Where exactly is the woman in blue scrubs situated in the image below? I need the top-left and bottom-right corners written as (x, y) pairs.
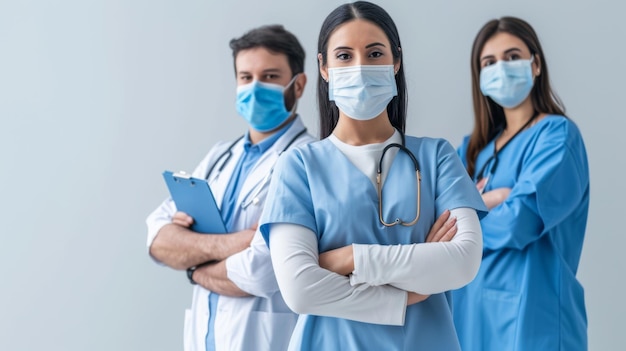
top-left (453, 16), bottom-right (590, 351)
top-left (259, 2), bottom-right (487, 350)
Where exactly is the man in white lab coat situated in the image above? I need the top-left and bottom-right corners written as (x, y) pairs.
top-left (146, 25), bottom-right (315, 351)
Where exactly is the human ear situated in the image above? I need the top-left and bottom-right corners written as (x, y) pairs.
top-left (533, 53), bottom-right (541, 76)
top-left (294, 73), bottom-right (307, 99)
top-left (318, 53), bottom-right (328, 82)
top-left (394, 47), bottom-right (402, 74)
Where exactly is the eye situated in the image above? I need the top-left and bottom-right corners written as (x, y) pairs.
top-left (264, 74), bottom-right (280, 80)
top-left (506, 53), bottom-right (522, 61)
top-left (336, 52), bottom-right (351, 61)
top-left (369, 50), bottom-right (384, 58)
top-left (239, 75), bottom-right (252, 82)
top-left (481, 59), bottom-right (495, 68)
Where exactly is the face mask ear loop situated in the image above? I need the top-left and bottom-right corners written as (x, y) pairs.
top-left (288, 99), bottom-right (298, 116)
top-left (284, 73), bottom-right (299, 92)
top-left (285, 74), bottom-right (300, 116)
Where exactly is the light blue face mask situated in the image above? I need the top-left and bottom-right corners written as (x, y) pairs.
top-left (236, 75), bottom-right (297, 132)
top-left (328, 65), bottom-right (397, 120)
top-left (480, 56), bottom-right (534, 109)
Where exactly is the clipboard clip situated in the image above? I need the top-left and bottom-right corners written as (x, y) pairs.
top-left (173, 171), bottom-right (198, 185)
top-left (173, 171), bottom-right (192, 179)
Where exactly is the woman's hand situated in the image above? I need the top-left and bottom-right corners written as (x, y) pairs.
top-left (426, 209), bottom-right (457, 243)
top-left (319, 245), bottom-right (354, 276)
top-left (319, 210), bottom-right (459, 276)
top-left (482, 188), bottom-right (511, 210)
top-left (407, 292), bottom-right (430, 305)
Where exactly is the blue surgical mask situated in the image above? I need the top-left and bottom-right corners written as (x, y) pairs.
top-left (236, 75), bottom-right (297, 132)
top-left (328, 65), bottom-right (397, 120)
top-left (480, 57), bottom-right (534, 109)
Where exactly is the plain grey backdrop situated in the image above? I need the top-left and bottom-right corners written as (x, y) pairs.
top-left (0, 0), bottom-right (622, 350)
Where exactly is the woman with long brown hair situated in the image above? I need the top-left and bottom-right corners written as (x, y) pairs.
top-left (453, 16), bottom-right (589, 351)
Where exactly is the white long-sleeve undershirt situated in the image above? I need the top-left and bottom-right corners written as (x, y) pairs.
top-left (270, 208), bottom-right (481, 325)
top-left (350, 207), bottom-right (481, 294)
top-left (270, 223), bottom-right (408, 326)
top-left (267, 132), bottom-right (482, 325)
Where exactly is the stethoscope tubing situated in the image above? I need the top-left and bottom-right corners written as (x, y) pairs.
top-left (204, 127), bottom-right (308, 208)
top-left (376, 132), bottom-right (421, 227)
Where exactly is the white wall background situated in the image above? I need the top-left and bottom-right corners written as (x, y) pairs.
top-left (0, 0), bottom-right (622, 350)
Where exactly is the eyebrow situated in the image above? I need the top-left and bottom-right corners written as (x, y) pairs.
top-left (366, 42), bottom-right (386, 49)
top-left (332, 42), bottom-right (387, 51)
top-left (480, 47), bottom-right (523, 61)
top-left (238, 68), bottom-right (282, 75)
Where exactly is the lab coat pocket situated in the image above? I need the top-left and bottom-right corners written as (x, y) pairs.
top-left (244, 311), bottom-right (298, 351)
top-left (183, 308), bottom-right (192, 351)
top-left (481, 288), bottom-right (521, 351)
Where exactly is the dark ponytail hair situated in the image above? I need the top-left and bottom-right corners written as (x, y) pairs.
top-left (316, 1), bottom-right (406, 139)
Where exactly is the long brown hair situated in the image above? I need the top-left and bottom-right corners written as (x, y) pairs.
top-left (465, 16), bottom-right (566, 177)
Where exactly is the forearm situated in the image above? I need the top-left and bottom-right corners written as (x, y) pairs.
top-left (350, 207), bottom-right (482, 294)
top-left (319, 210), bottom-right (458, 276)
top-left (149, 224), bottom-right (254, 270)
top-left (482, 138), bottom-right (587, 250)
top-left (225, 231), bottom-right (281, 298)
top-left (192, 260), bottom-right (250, 297)
top-left (481, 198), bottom-right (543, 250)
top-left (270, 224), bottom-right (408, 326)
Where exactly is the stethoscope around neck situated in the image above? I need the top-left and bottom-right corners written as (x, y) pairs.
top-left (376, 131), bottom-right (422, 227)
top-left (204, 127), bottom-right (307, 209)
top-left (476, 110), bottom-right (539, 192)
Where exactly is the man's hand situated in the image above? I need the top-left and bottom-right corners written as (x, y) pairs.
top-left (171, 211), bottom-right (194, 227)
top-left (192, 260), bottom-right (250, 297)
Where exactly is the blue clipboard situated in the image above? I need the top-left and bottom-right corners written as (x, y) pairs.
top-left (163, 170), bottom-right (227, 234)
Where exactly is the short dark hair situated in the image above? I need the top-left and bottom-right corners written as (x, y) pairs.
top-left (229, 24), bottom-right (305, 77)
top-left (317, 1), bottom-right (406, 139)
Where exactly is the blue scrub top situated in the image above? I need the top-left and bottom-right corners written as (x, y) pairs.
top-left (260, 135), bottom-right (487, 351)
top-left (453, 115), bottom-right (589, 351)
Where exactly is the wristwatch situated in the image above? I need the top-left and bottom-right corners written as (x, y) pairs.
top-left (186, 266), bottom-right (197, 285)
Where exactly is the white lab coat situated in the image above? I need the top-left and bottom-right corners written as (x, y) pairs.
top-left (146, 117), bottom-right (315, 351)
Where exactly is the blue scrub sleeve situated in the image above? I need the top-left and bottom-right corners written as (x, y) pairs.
top-left (429, 139), bottom-right (488, 219)
top-left (481, 121), bottom-right (589, 251)
top-left (259, 148), bottom-right (317, 246)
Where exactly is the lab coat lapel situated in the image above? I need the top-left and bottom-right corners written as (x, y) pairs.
top-left (236, 149), bottom-right (278, 206)
top-left (236, 118), bottom-right (306, 207)
top-left (210, 140), bottom-right (245, 209)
